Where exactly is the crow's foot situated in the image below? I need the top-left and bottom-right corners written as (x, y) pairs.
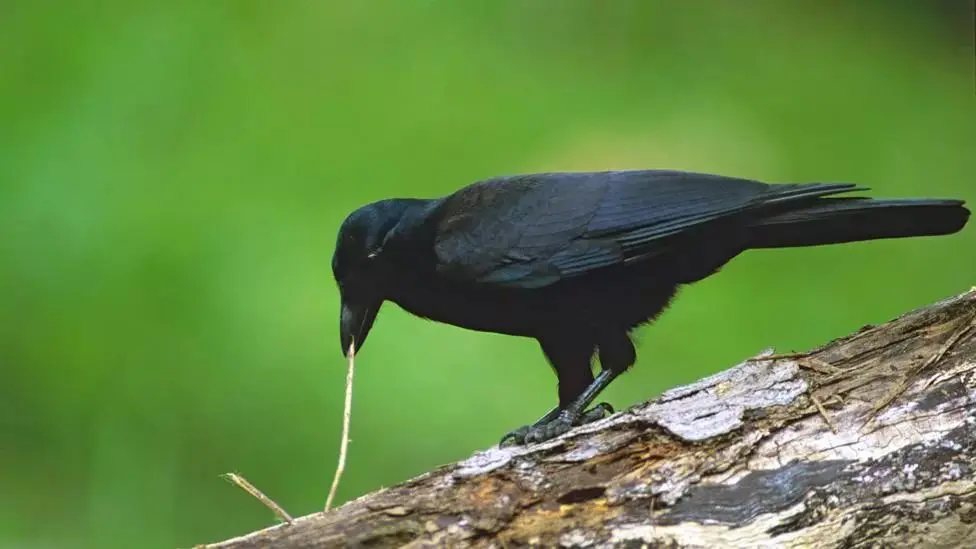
top-left (579, 402), bottom-right (614, 424)
top-left (498, 402), bottom-right (614, 447)
top-left (498, 425), bottom-right (531, 447)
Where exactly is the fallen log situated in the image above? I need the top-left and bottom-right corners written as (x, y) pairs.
top-left (197, 289), bottom-right (976, 549)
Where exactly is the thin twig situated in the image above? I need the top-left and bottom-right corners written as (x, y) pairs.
top-left (749, 351), bottom-right (843, 380)
top-left (325, 342), bottom-right (357, 511)
top-left (809, 393), bottom-right (838, 434)
top-left (864, 310), bottom-right (976, 428)
top-left (913, 314), bottom-right (975, 376)
top-left (796, 357), bottom-right (841, 375)
top-left (222, 472), bottom-right (294, 524)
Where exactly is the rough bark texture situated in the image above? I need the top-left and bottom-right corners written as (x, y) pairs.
top-left (197, 289), bottom-right (976, 549)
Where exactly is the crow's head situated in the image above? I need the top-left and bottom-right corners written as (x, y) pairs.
top-left (331, 199), bottom-right (416, 356)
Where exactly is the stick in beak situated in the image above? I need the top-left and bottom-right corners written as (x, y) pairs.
top-left (325, 340), bottom-right (357, 511)
top-left (339, 300), bottom-right (379, 356)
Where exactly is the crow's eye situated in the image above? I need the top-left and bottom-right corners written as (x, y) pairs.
top-left (366, 245), bottom-right (383, 260)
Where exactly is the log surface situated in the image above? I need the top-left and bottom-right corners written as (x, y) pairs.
top-left (197, 290), bottom-right (976, 549)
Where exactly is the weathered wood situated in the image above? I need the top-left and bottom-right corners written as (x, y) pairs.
top-left (197, 289), bottom-right (976, 549)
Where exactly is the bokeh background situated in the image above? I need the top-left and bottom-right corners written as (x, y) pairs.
top-left (2, 2), bottom-right (974, 547)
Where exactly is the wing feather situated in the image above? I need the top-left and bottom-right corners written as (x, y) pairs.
top-left (432, 170), bottom-right (859, 288)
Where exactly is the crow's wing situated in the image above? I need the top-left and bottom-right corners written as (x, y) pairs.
top-left (432, 170), bottom-right (859, 289)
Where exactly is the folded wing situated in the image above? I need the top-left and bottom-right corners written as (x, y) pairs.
top-left (432, 170), bottom-right (860, 289)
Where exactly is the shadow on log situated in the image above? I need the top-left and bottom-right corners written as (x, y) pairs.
top-left (197, 289), bottom-right (976, 549)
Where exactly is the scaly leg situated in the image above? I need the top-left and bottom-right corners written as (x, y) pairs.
top-left (499, 333), bottom-right (631, 446)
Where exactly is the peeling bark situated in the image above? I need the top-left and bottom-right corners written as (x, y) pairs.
top-left (196, 289), bottom-right (976, 549)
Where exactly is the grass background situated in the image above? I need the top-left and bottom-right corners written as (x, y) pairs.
top-left (2, 2), bottom-right (974, 547)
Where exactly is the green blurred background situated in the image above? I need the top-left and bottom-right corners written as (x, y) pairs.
top-left (2, 1), bottom-right (974, 547)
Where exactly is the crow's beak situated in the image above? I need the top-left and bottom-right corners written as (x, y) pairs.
top-left (340, 297), bottom-right (380, 356)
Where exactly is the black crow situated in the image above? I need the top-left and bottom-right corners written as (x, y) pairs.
top-left (331, 170), bottom-right (969, 445)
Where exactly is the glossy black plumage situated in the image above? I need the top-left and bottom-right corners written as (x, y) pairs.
top-left (331, 169), bottom-right (970, 445)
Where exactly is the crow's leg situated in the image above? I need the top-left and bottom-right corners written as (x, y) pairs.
top-left (499, 336), bottom-right (596, 446)
top-left (532, 406), bottom-right (562, 426)
top-left (512, 332), bottom-right (633, 445)
top-left (512, 370), bottom-right (615, 444)
top-left (499, 401), bottom-right (614, 446)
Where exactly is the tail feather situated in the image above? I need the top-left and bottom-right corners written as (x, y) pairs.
top-left (761, 182), bottom-right (868, 205)
top-left (748, 197), bottom-right (970, 249)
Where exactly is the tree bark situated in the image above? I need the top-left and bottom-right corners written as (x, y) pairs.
top-left (196, 289), bottom-right (976, 549)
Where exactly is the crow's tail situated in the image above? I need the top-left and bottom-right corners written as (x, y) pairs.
top-left (747, 197), bottom-right (970, 249)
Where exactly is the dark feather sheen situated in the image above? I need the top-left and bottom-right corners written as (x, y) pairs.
top-left (432, 170), bottom-right (863, 289)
